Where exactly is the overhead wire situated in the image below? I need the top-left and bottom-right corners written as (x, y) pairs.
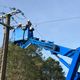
top-left (0, 5), bottom-right (10, 8)
top-left (32, 25), bottom-right (44, 39)
top-left (0, 5), bottom-right (26, 19)
top-left (0, 5), bottom-right (12, 14)
top-left (2, 5), bottom-right (80, 41)
top-left (32, 16), bottom-right (80, 40)
top-left (0, 5), bottom-right (27, 42)
top-left (10, 29), bottom-right (16, 42)
top-left (11, 17), bottom-right (18, 24)
top-left (1, 5), bottom-right (80, 25)
top-left (15, 15), bottom-right (27, 20)
top-left (0, 6), bottom-right (18, 42)
top-left (35, 16), bottom-right (80, 26)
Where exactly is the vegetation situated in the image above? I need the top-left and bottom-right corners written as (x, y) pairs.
top-left (0, 43), bottom-right (65, 80)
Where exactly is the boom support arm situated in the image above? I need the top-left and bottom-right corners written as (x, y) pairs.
top-left (13, 21), bottom-right (80, 80)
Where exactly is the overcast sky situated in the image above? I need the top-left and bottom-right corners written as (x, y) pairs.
top-left (0, 0), bottom-right (80, 76)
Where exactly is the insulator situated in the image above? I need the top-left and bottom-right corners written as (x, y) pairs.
top-left (0, 12), bottom-right (5, 15)
top-left (21, 12), bottom-right (24, 16)
top-left (17, 9), bottom-right (22, 13)
top-left (10, 7), bottom-right (16, 10)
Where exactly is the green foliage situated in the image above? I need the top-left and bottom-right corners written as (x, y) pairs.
top-left (42, 57), bottom-right (65, 80)
top-left (6, 43), bottom-right (65, 80)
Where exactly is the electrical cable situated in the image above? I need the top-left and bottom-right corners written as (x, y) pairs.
top-left (9, 7), bottom-right (27, 20)
top-left (32, 25), bottom-right (43, 39)
top-left (35, 28), bottom-right (43, 39)
top-left (15, 15), bottom-right (26, 20)
top-left (11, 17), bottom-right (18, 24)
top-left (0, 5), bottom-right (9, 8)
top-left (32, 16), bottom-right (80, 39)
top-left (0, 12), bottom-right (5, 15)
top-left (35, 16), bottom-right (80, 26)
top-left (1, 5), bottom-right (80, 25)
top-left (10, 29), bottom-right (15, 42)
top-left (0, 5), bottom-right (26, 20)
top-left (13, 9), bottom-right (27, 20)
top-left (0, 5), bottom-right (12, 14)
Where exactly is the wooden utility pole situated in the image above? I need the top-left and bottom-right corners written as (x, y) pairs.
top-left (0, 8), bottom-right (22, 80)
top-left (1, 14), bottom-right (11, 80)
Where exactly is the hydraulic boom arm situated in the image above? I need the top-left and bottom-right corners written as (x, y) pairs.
top-left (13, 20), bottom-right (80, 80)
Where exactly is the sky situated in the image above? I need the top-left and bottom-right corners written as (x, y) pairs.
top-left (0, 0), bottom-right (80, 76)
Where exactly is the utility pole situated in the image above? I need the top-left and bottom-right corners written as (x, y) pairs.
top-left (0, 8), bottom-right (23, 80)
top-left (0, 14), bottom-right (11, 80)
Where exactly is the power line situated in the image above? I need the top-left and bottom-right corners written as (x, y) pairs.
top-left (0, 5), bottom-right (27, 20)
top-left (32, 16), bottom-right (80, 39)
top-left (10, 29), bottom-right (15, 41)
top-left (35, 28), bottom-right (43, 39)
top-left (35, 16), bottom-right (80, 25)
top-left (11, 17), bottom-right (18, 24)
top-left (15, 15), bottom-right (26, 20)
top-left (32, 25), bottom-right (44, 39)
top-left (0, 5), bottom-right (9, 8)
top-left (0, 5), bottom-right (11, 13)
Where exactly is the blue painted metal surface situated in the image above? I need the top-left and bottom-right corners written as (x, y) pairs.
top-left (13, 23), bottom-right (80, 80)
top-left (66, 51), bottom-right (80, 80)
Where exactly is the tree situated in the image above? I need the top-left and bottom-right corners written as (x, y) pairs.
top-left (6, 43), bottom-right (43, 80)
top-left (5, 43), bottom-right (65, 80)
top-left (41, 57), bottom-right (65, 80)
